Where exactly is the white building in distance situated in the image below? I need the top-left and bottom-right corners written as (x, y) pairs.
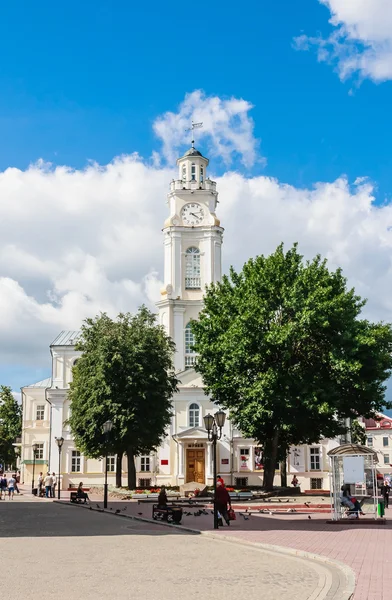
top-left (20, 145), bottom-right (338, 492)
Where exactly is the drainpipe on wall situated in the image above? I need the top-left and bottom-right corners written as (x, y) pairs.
top-left (230, 421), bottom-right (234, 486)
top-left (20, 388), bottom-right (26, 484)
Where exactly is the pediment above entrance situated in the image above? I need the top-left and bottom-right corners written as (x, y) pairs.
top-left (176, 426), bottom-right (208, 440)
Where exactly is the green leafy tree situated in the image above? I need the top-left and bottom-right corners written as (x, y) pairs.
top-left (192, 244), bottom-right (392, 490)
top-left (350, 419), bottom-right (367, 445)
top-left (68, 307), bottom-right (178, 489)
top-left (0, 385), bottom-right (22, 470)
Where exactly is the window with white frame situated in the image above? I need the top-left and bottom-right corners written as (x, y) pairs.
top-left (185, 323), bottom-right (197, 368)
top-left (383, 437), bottom-right (389, 447)
top-left (384, 454), bottom-right (390, 465)
top-left (107, 455), bottom-right (116, 472)
top-left (309, 447), bottom-right (321, 471)
top-left (36, 405), bottom-right (45, 421)
top-left (140, 456), bottom-right (150, 472)
top-left (71, 450), bottom-right (81, 472)
top-left (191, 163), bottom-right (196, 180)
top-left (185, 247), bottom-right (201, 289)
top-left (367, 437), bottom-right (373, 447)
top-left (200, 166), bottom-right (204, 183)
top-left (189, 403), bottom-right (200, 428)
top-left (33, 443), bottom-right (44, 460)
top-left (182, 164), bottom-right (186, 181)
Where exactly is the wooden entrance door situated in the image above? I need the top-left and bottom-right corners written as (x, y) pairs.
top-left (186, 449), bottom-right (205, 484)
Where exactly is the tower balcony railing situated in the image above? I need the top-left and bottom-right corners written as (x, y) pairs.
top-left (185, 354), bottom-right (197, 369)
top-left (170, 179), bottom-right (216, 192)
top-left (185, 277), bottom-right (201, 289)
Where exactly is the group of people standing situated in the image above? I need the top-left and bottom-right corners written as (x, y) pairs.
top-left (0, 472), bottom-right (20, 499)
top-left (37, 472), bottom-right (57, 498)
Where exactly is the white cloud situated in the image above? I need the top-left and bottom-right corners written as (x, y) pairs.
top-left (1, 91), bottom-right (392, 386)
top-left (153, 90), bottom-right (260, 168)
top-left (295, 0), bottom-right (392, 82)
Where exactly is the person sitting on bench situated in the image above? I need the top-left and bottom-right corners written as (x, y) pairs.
top-left (157, 486), bottom-right (168, 509)
top-left (76, 482), bottom-right (89, 504)
top-left (340, 484), bottom-right (363, 517)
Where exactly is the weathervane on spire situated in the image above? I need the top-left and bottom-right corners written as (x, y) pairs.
top-left (186, 120), bottom-right (203, 148)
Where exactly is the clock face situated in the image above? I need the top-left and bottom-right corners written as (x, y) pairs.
top-left (181, 203), bottom-right (205, 226)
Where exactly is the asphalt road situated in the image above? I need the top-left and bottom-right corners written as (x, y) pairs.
top-left (0, 500), bottom-right (340, 600)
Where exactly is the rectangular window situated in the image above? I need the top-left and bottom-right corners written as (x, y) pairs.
top-left (140, 456), bottom-right (150, 472)
top-left (191, 163), bottom-right (196, 181)
top-left (71, 451), bottom-right (81, 472)
top-left (138, 478), bottom-right (151, 488)
top-left (234, 477), bottom-right (248, 487)
top-left (309, 447), bottom-right (321, 471)
top-left (310, 478), bottom-right (323, 490)
top-left (383, 437), bottom-right (389, 447)
top-left (384, 454), bottom-right (390, 465)
top-left (34, 443), bottom-right (44, 460)
top-left (36, 405), bottom-right (45, 421)
top-left (107, 455), bottom-right (116, 472)
top-left (367, 437), bottom-right (373, 447)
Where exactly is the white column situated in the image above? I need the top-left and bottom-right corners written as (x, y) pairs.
top-left (173, 307), bottom-right (185, 372)
top-left (172, 232), bottom-right (182, 298)
top-left (48, 396), bottom-right (64, 473)
top-left (178, 442), bottom-right (184, 478)
top-left (207, 442), bottom-right (212, 478)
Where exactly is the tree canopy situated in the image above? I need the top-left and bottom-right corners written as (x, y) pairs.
top-left (192, 243), bottom-right (392, 489)
top-left (0, 385), bottom-right (22, 470)
top-left (68, 307), bottom-right (178, 488)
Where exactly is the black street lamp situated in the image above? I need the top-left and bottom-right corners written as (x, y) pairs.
top-left (55, 437), bottom-right (64, 500)
top-left (103, 420), bottom-right (113, 509)
top-left (31, 443), bottom-right (38, 494)
top-left (204, 410), bottom-right (226, 529)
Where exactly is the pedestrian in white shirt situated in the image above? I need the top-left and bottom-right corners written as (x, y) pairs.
top-left (8, 476), bottom-right (16, 500)
top-left (51, 472), bottom-right (57, 498)
top-left (44, 472), bottom-right (53, 499)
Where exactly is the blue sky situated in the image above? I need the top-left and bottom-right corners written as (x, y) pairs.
top-left (1, 0), bottom-right (391, 197)
top-left (1, 0), bottom-right (392, 412)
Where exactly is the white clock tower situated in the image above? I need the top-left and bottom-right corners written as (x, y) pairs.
top-left (157, 145), bottom-right (223, 372)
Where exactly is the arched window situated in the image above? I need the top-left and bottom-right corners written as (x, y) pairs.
top-left (185, 322), bottom-right (197, 369)
top-left (182, 164), bottom-right (186, 181)
top-left (191, 163), bottom-right (196, 181)
top-left (185, 247), bottom-right (201, 289)
top-left (200, 166), bottom-right (204, 183)
top-left (189, 403), bottom-right (200, 427)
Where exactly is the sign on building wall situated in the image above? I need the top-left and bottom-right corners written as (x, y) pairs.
top-left (254, 447), bottom-right (263, 471)
top-left (221, 458), bottom-right (229, 465)
top-left (290, 447), bottom-right (305, 472)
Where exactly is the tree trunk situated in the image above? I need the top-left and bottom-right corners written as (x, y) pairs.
top-left (262, 430), bottom-right (280, 491)
top-left (280, 457), bottom-right (287, 488)
top-left (116, 452), bottom-right (123, 488)
top-left (127, 448), bottom-right (136, 490)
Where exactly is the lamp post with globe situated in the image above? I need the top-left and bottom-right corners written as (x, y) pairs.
top-left (103, 420), bottom-right (113, 509)
top-left (55, 437), bottom-right (64, 499)
top-left (203, 410), bottom-right (226, 529)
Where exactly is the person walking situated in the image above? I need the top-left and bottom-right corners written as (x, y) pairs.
top-left (381, 481), bottom-right (390, 509)
top-left (51, 472), bottom-right (57, 498)
top-left (44, 472), bottom-right (53, 498)
top-left (215, 481), bottom-right (231, 526)
top-left (0, 474), bottom-right (7, 500)
top-left (8, 474), bottom-right (16, 500)
top-left (38, 472), bottom-right (43, 497)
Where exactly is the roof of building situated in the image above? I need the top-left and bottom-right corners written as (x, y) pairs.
top-left (24, 377), bottom-right (52, 389)
top-left (50, 330), bottom-right (81, 347)
top-left (182, 147), bottom-right (204, 158)
top-left (328, 443), bottom-right (378, 458)
top-left (362, 414), bottom-right (392, 430)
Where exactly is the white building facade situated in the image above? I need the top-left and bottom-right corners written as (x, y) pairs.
top-left (20, 146), bottom-right (338, 492)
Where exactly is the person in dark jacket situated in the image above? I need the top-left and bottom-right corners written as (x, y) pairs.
top-left (381, 481), bottom-right (390, 509)
top-left (158, 486), bottom-right (168, 508)
top-left (215, 481), bottom-right (231, 526)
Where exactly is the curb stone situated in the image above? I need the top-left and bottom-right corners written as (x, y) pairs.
top-left (55, 500), bottom-right (355, 600)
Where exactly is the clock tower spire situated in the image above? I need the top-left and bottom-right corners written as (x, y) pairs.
top-left (156, 146), bottom-right (223, 372)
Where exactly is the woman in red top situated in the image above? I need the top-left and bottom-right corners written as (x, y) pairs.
top-left (215, 481), bottom-right (231, 526)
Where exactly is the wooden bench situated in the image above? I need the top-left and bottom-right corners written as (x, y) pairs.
top-left (152, 504), bottom-right (183, 524)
